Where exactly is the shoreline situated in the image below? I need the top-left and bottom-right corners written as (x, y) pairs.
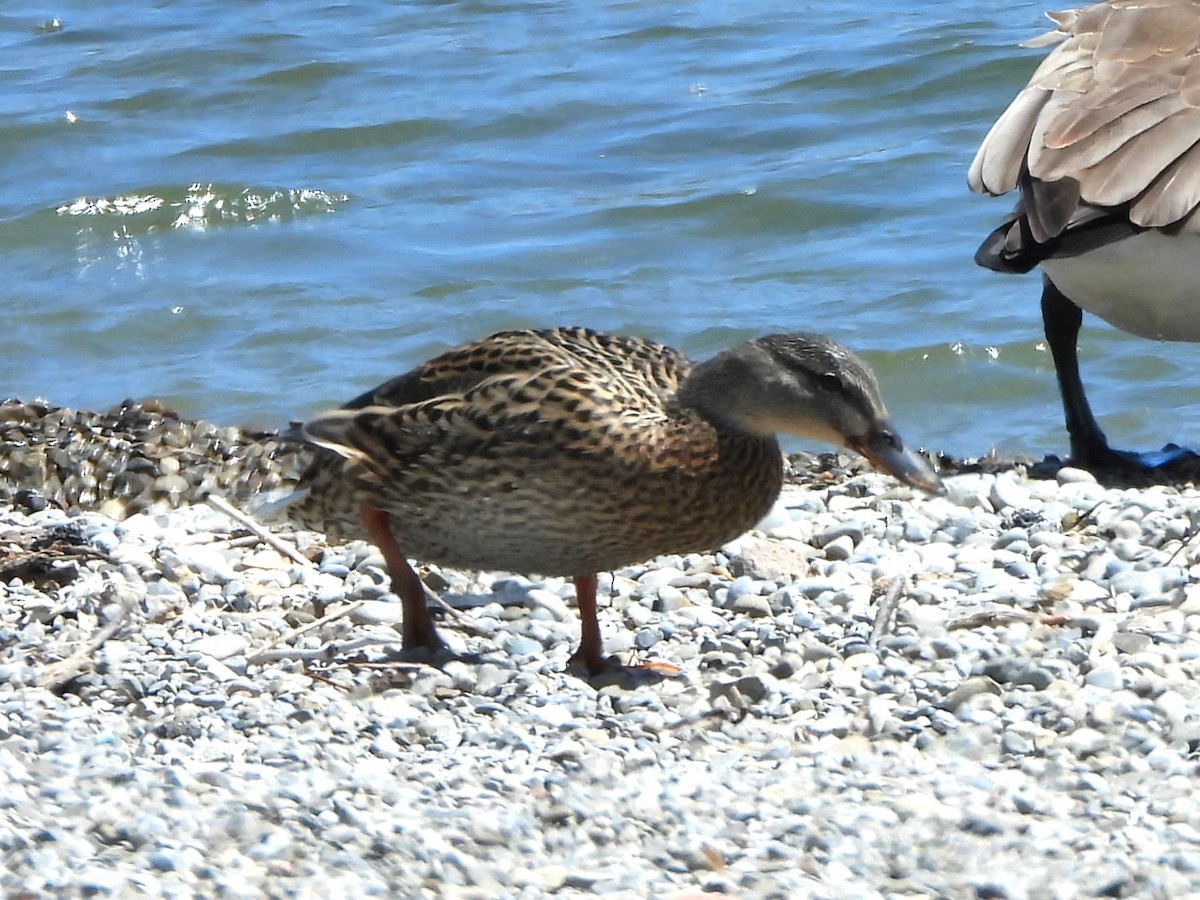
top-left (3, 400), bottom-right (1200, 896)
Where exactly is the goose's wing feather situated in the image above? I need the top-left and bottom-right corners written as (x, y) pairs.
top-left (970, 0), bottom-right (1200, 237)
top-left (969, 86), bottom-right (1053, 195)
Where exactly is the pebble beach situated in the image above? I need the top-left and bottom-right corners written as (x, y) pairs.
top-left (3, 401), bottom-right (1200, 898)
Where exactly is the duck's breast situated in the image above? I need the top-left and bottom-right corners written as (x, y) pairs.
top-left (378, 428), bottom-right (785, 577)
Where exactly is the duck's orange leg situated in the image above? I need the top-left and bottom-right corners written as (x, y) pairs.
top-left (359, 502), bottom-right (445, 652)
top-left (568, 573), bottom-right (681, 678)
top-left (569, 573), bottom-right (606, 675)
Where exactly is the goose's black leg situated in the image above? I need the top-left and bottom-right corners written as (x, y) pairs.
top-left (1042, 277), bottom-right (1195, 474)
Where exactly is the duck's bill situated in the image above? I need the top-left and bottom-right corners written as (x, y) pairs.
top-left (847, 430), bottom-right (945, 495)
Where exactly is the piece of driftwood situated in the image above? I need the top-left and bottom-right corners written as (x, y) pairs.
top-left (869, 575), bottom-right (907, 646)
top-left (246, 600), bottom-right (364, 666)
top-left (0, 525), bottom-right (111, 589)
top-left (205, 494), bottom-right (312, 566)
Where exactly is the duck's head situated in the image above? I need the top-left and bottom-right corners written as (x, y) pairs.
top-left (682, 333), bottom-right (944, 494)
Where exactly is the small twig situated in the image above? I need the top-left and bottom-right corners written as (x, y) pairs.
top-left (422, 583), bottom-right (494, 637)
top-left (251, 647), bottom-right (340, 665)
top-left (211, 535), bottom-right (266, 550)
top-left (869, 575), bottom-right (907, 646)
top-left (205, 495), bottom-right (312, 567)
top-left (1066, 498), bottom-right (1108, 532)
top-left (337, 659), bottom-right (444, 672)
top-left (246, 600), bottom-right (364, 665)
top-left (251, 637), bottom-right (430, 666)
top-left (37, 601), bottom-right (132, 690)
top-left (300, 668), bottom-right (351, 689)
top-left (1165, 521), bottom-right (1200, 567)
top-left (948, 608), bottom-right (1036, 630)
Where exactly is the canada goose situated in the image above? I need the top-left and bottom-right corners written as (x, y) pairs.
top-left (969, 0), bottom-right (1200, 474)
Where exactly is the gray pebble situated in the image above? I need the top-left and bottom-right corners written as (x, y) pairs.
top-left (188, 634), bottom-right (248, 660)
top-left (1056, 467), bottom-right (1098, 485)
top-left (623, 602), bottom-right (654, 628)
top-left (350, 600), bottom-right (405, 625)
top-left (990, 475), bottom-right (1031, 510)
top-left (501, 634), bottom-right (542, 658)
top-left (941, 676), bottom-right (1003, 712)
top-left (1084, 665), bottom-right (1124, 691)
top-left (731, 593), bottom-right (772, 618)
top-left (815, 523), bottom-right (865, 548)
top-left (528, 588), bottom-right (571, 622)
top-left (654, 585), bottom-right (688, 611)
top-left (1001, 730), bottom-right (1035, 755)
top-left (822, 534), bottom-right (856, 560)
top-left (634, 627), bottom-right (663, 650)
top-left (90, 529), bottom-right (122, 554)
top-left (636, 567), bottom-right (688, 591)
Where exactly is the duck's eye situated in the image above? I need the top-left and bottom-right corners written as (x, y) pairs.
top-left (819, 372), bottom-right (843, 393)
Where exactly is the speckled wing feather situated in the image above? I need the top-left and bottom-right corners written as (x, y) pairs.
top-left (969, 0), bottom-right (1200, 239)
top-left (301, 328), bottom-right (717, 476)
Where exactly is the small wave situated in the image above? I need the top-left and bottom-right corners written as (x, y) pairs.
top-left (56, 194), bottom-right (166, 217)
top-left (56, 183), bottom-right (349, 232)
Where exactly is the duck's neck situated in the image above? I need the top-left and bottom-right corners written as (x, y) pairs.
top-left (676, 343), bottom-right (776, 437)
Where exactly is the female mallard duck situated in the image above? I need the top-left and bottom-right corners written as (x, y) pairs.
top-left (288, 326), bottom-right (942, 675)
top-left (969, 0), bottom-right (1200, 475)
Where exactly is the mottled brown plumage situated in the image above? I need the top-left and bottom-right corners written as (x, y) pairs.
top-left (288, 327), bottom-right (941, 674)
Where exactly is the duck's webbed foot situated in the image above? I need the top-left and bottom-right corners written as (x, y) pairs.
top-left (566, 647), bottom-right (683, 685)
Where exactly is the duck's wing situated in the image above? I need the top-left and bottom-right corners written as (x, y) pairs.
top-left (299, 327), bottom-right (711, 480)
top-left (969, 0), bottom-right (1200, 240)
top-left (332, 328), bottom-right (571, 411)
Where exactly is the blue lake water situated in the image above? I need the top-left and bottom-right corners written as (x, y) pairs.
top-left (2, 1), bottom-right (1194, 461)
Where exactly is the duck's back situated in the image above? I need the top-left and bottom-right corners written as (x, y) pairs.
top-left (288, 327), bottom-right (784, 576)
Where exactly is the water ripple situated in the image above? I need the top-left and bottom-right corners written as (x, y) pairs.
top-left (56, 184), bottom-right (348, 231)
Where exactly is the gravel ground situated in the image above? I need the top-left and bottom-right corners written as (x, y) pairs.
top-left (3, 411), bottom-right (1200, 898)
